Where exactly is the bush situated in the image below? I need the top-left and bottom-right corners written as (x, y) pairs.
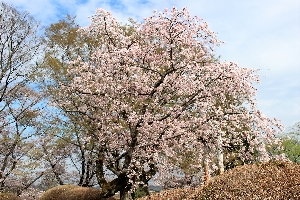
top-left (57, 187), bottom-right (115, 200)
top-left (133, 185), bottom-right (150, 199)
top-left (0, 192), bottom-right (21, 200)
top-left (39, 185), bottom-right (79, 200)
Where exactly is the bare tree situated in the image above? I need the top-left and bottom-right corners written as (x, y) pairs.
top-left (0, 2), bottom-right (44, 194)
top-left (39, 15), bottom-right (100, 187)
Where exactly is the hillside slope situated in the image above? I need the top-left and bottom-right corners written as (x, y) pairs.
top-left (139, 161), bottom-right (300, 200)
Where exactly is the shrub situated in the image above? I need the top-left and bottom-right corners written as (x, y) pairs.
top-left (132, 185), bottom-right (150, 199)
top-left (57, 187), bottom-right (115, 200)
top-left (39, 185), bottom-right (79, 200)
top-left (0, 192), bottom-right (21, 200)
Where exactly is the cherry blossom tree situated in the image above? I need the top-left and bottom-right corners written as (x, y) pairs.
top-left (59, 7), bottom-right (283, 199)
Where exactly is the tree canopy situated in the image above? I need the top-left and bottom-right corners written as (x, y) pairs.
top-left (57, 7), bottom-right (283, 199)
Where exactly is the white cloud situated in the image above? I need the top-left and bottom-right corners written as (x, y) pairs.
top-left (2, 0), bottom-right (58, 26)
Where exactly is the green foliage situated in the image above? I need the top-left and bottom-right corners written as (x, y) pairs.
top-left (278, 137), bottom-right (300, 163)
top-left (268, 122), bottom-right (300, 163)
top-left (42, 14), bottom-right (99, 89)
top-left (132, 185), bottom-right (150, 199)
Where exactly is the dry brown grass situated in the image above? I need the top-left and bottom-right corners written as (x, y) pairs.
top-left (138, 161), bottom-right (300, 200)
top-left (39, 184), bottom-right (80, 200)
top-left (189, 161), bottom-right (300, 199)
top-left (0, 192), bottom-right (21, 200)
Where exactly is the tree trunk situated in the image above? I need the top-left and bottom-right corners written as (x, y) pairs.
top-left (203, 144), bottom-right (210, 184)
top-left (120, 188), bottom-right (131, 200)
top-left (217, 133), bottom-right (224, 175)
top-left (203, 156), bottom-right (210, 184)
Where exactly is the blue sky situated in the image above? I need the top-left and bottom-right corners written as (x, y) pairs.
top-left (4, 0), bottom-right (300, 130)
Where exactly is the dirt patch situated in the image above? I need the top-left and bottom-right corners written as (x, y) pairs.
top-left (138, 187), bottom-right (196, 200)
